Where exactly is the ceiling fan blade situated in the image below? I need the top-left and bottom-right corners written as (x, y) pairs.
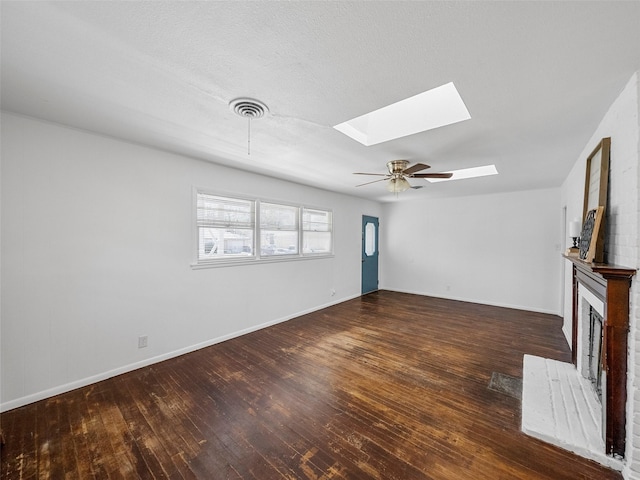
top-left (412, 172), bottom-right (453, 179)
top-left (355, 177), bottom-right (389, 187)
top-left (403, 163), bottom-right (431, 175)
top-left (353, 172), bottom-right (388, 176)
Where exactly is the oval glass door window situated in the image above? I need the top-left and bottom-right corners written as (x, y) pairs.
top-left (365, 222), bottom-right (376, 256)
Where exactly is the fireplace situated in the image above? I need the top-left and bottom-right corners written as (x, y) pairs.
top-left (522, 257), bottom-right (634, 468)
top-left (569, 258), bottom-right (636, 458)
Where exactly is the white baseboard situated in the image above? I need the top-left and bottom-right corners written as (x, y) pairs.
top-left (1, 293), bottom-right (361, 413)
top-left (379, 286), bottom-right (561, 316)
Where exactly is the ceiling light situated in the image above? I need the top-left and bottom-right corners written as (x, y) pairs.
top-left (387, 177), bottom-right (410, 193)
top-left (426, 165), bottom-right (498, 183)
top-left (333, 82), bottom-right (471, 146)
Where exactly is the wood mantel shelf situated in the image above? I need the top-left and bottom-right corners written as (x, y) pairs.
top-left (563, 255), bottom-right (637, 279)
top-left (563, 254), bottom-right (636, 458)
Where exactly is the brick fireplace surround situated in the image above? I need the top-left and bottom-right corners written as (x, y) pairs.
top-left (568, 258), bottom-right (636, 456)
top-left (523, 256), bottom-right (635, 469)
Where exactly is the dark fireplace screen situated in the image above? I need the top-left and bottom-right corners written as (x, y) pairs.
top-left (588, 306), bottom-right (604, 403)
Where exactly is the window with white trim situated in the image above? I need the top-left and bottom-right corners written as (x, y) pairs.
top-left (302, 207), bottom-right (333, 254)
top-left (194, 191), bottom-right (333, 266)
top-left (260, 202), bottom-right (299, 256)
top-left (196, 193), bottom-right (255, 260)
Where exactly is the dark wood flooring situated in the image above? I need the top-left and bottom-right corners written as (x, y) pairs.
top-left (0, 291), bottom-right (622, 479)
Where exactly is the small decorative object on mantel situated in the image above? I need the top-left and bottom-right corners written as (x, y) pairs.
top-left (566, 218), bottom-right (582, 256)
top-left (565, 248), bottom-right (580, 258)
top-left (579, 206), bottom-right (605, 262)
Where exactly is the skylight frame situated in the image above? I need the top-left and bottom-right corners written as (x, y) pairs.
top-left (333, 82), bottom-right (471, 146)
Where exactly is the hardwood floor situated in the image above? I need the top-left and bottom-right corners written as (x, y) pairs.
top-left (1, 291), bottom-right (622, 479)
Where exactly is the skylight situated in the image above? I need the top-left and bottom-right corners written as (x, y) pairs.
top-left (333, 82), bottom-right (471, 146)
top-left (425, 164), bottom-right (498, 183)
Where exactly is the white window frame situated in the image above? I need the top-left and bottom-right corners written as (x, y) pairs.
top-left (260, 201), bottom-right (300, 257)
top-left (192, 189), bottom-right (333, 268)
top-left (302, 207), bottom-right (333, 256)
top-left (195, 191), bottom-right (256, 263)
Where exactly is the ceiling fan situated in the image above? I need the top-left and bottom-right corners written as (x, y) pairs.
top-left (354, 160), bottom-right (453, 193)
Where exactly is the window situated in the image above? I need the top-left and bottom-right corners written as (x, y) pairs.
top-left (194, 191), bottom-right (332, 266)
top-left (260, 202), bottom-right (299, 256)
top-left (196, 193), bottom-right (255, 260)
top-left (302, 208), bottom-right (332, 254)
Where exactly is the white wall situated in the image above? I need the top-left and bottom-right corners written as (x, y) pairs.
top-left (0, 112), bottom-right (381, 411)
top-left (380, 188), bottom-right (562, 314)
top-left (560, 72), bottom-right (640, 479)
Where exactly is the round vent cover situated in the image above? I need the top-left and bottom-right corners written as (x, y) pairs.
top-left (229, 98), bottom-right (269, 119)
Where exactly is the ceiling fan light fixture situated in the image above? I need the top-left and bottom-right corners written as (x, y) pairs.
top-left (387, 177), bottom-right (410, 193)
top-left (387, 159), bottom-right (410, 174)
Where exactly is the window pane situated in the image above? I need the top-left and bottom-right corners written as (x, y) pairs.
top-left (197, 193), bottom-right (255, 261)
top-left (197, 194), bottom-right (254, 229)
top-left (302, 208), bottom-right (332, 255)
top-left (303, 231), bottom-right (331, 254)
top-left (198, 227), bottom-right (254, 260)
top-left (302, 208), bottom-right (331, 232)
top-left (261, 230), bottom-right (299, 256)
top-left (365, 222), bottom-right (376, 256)
top-left (260, 202), bottom-right (299, 256)
top-left (261, 203), bottom-right (298, 230)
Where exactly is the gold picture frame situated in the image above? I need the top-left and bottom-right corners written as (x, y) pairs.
top-left (581, 138), bottom-right (610, 263)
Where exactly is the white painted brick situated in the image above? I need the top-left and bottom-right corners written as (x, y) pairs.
top-left (562, 72), bottom-right (639, 480)
top-left (522, 355), bottom-right (623, 469)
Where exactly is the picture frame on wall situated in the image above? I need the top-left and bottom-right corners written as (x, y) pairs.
top-left (581, 137), bottom-right (610, 263)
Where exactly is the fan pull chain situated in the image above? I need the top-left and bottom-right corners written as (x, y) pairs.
top-left (247, 117), bottom-right (251, 155)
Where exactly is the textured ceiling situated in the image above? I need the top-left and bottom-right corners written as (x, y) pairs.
top-left (2, 1), bottom-right (640, 202)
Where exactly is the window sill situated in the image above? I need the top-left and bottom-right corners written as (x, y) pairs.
top-left (191, 253), bottom-right (334, 269)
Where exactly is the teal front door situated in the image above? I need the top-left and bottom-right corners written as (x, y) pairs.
top-left (362, 215), bottom-right (379, 294)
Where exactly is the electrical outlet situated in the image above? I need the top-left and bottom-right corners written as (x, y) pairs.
top-left (138, 335), bottom-right (148, 348)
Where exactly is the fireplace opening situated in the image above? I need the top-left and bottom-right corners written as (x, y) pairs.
top-left (587, 306), bottom-right (604, 403)
top-left (578, 284), bottom-right (605, 411)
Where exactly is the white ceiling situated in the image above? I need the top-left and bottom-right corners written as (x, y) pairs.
top-left (2, 1), bottom-right (640, 202)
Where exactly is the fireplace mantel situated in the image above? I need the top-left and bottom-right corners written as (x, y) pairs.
top-left (564, 255), bottom-right (636, 457)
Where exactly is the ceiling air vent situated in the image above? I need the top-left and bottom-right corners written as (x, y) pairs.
top-left (228, 97), bottom-right (269, 155)
top-left (229, 98), bottom-right (269, 119)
